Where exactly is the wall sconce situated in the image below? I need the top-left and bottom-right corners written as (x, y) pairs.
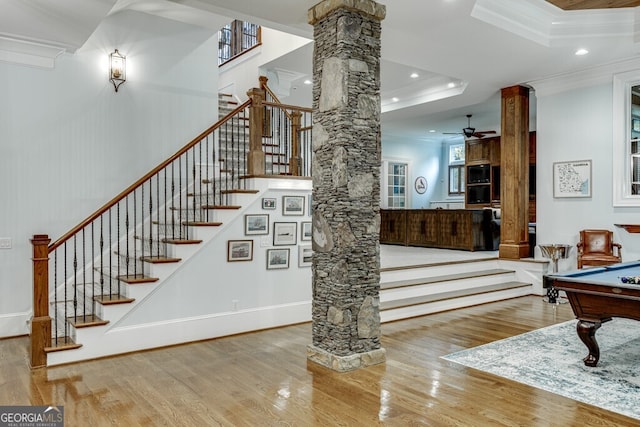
top-left (109, 49), bottom-right (126, 92)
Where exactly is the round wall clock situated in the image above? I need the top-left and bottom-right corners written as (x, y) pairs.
top-left (414, 176), bottom-right (427, 194)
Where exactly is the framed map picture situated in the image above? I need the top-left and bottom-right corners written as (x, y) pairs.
top-left (553, 160), bottom-right (592, 198)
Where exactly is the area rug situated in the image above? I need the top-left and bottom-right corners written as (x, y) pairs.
top-left (442, 319), bottom-right (640, 420)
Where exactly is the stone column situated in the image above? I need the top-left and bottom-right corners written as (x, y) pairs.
top-left (307, 0), bottom-right (386, 372)
top-left (499, 85), bottom-right (530, 259)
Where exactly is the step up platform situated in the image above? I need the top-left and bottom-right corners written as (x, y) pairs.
top-left (379, 260), bottom-right (534, 323)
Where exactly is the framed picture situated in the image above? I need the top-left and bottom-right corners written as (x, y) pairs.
top-left (301, 221), bottom-right (312, 241)
top-left (633, 117), bottom-right (640, 133)
top-left (227, 240), bottom-right (253, 262)
top-left (262, 197), bottom-right (276, 210)
top-left (283, 195), bottom-right (305, 216)
top-left (553, 160), bottom-right (592, 198)
top-left (244, 214), bottom-right (269, 235)
top-left (266, 248), bottom-right (290, 270)
top-left (273, 222), bottom-right (297, 246)
top-left (298, 245), bottom-right (312, 267)
top-left (414, 176), bottom-right (427, 194)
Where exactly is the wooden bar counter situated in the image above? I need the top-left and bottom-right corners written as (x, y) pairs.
top-left (380, 209), bottom-right (494, 251)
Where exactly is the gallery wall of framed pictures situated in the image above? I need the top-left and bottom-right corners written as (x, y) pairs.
top-left (225, 193), bottom-right (312, 270)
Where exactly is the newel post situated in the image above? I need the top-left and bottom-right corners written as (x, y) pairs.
top-left (289, 110), bottom-right (302, 176)
top-left (30, 234), bottom-right (51, 369)
top-left (247, 87), bottom-right (266, 176)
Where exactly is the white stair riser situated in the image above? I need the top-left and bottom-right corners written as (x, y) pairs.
top-left (381, 260), bottom-right (499, 283)
top-left (381, 273), bottom-right (517, 302)
top-left (225, 192), bottom-right (258, 205)
top-left (121, 282), bottom-right (157, 300)
top-left (380, 286), bottom-right (532, 323)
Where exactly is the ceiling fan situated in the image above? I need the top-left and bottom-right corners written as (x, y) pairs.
top-left (444, 114), bottom-right (497, 139)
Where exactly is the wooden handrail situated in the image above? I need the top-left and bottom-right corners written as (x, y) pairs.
top-left (49, 99), bottom-right (251, 252)
top-left (262, 100), bottom-right (312, 114)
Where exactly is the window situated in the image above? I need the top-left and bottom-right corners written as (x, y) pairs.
top-left (449, 165), bottom-right (465, 195)
top-left (387, 162), bottom-right (407, 208)
top-left (613, 71), bottom-right (640, 206)
top-left (448, 143), bottom-right (465, 196)
top-left (218, 20), bottom-right (261, 66)
top-left (449, 143), bottom-right (465, 164)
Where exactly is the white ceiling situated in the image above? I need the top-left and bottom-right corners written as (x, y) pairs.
top-left (3, 0), bottom-right (640, 143)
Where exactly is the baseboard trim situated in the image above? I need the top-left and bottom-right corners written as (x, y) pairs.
top-left (0, 311), bottom-right (31, 338)
top-left (47, 301), bottom-right (312, 366)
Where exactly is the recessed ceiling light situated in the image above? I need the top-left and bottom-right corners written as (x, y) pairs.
top-left (410, 73), bottom-right (419, 79)
top-left (429, 129), bottom-right (436, 133)
top-left (392, 97), bottom-right (399, 102)
top-left (447, 82), bottom-right (456, 88)
top-left (575, 48), bottom-right (589, 56)
top-left (303, 79), bottom-right (312, 85)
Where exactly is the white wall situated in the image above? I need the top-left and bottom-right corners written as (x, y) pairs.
top-left (533, 60), bottom-right (640, 271)
top-left (217, 27), bottom-right (312, 100)
top-left (0, 10), bottom-right (219, 337)
top-left (115, 187), bottom-right (312, 327)
top-left (381, 136), bottom-right (461, 209)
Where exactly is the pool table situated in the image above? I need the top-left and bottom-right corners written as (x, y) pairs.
top-left (548, 261), bottom-right (640, 367)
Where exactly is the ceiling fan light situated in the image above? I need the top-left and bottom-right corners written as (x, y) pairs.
top-left (463, 127), bottom-right (475, 137)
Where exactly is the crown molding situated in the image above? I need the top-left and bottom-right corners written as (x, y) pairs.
top-left (528, 56), bottom-right (640, 96)
top-left (0, 35), bottom-right (67, 69)
top-left (472, 0), bottom-right (639, 48)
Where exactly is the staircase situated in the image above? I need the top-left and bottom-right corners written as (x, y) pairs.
top-left (380, 257), bottom-right (544, 322)
top-left (32, 83), bottom-right (313, 367)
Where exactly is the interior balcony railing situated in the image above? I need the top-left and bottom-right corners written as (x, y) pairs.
top-left (30, 78), bottom-right (312, 368)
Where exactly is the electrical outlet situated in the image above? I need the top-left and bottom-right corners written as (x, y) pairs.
top-left (0, 238), bottom-right (11, 249)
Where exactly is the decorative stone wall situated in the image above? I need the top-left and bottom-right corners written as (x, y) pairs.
top-left (307, 0), bottom-right (386, 372)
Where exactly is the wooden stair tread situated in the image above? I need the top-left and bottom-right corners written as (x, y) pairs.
top-left (162, 238), bottom-right (203, 245)
top-left (140, 256), bottom-right (181, 264)
top-left (239, 174), bottom-right (312, 180)
top-left (221, 189), bottom-right (259, 194)
top-left (117, 274), bottom-right (159, 284)
top-left (380, 281), bottom-right (532, 311)
top-left (200, 205), bottom-right (241, 210)
top-left (67, 314), bottom-right (109, 328)
top-left (380, 257), bottom-right (498, 273)
top-left (381, 269), bottom-right (515, 290)
top-left (94, 294), bottom-right (135, 305)
top-left (45, 337), bottom-right (82, 353)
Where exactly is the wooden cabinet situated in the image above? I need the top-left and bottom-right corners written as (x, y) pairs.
top-left (381, 209), bottom-right (489, 251)
top-left (465, 137), bottom-right (500, 208)
top-left (379, 209), bottom-right (407, 245)
top-left (406, 210), bottom-right (439, 246)
top-left (464, 133), bottom-right (536, 223)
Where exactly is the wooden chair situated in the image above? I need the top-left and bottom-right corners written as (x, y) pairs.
top-left (576, 229), bottom-right (622, 269)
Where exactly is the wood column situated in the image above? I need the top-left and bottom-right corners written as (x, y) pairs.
top-left (289, 111), bottom-right (302, 176)
top-left (499, 86), bottom-right (530, 259)
top-left (246, 87), bottom-right (266, 176)
top-left (30, 234), bottom-right (51, 369)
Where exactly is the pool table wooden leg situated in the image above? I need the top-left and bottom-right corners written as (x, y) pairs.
top-left (577, 320), bottom-right (601, 367)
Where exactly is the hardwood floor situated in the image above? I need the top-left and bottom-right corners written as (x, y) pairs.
top-left (1, 296), bottom-right (636, 426)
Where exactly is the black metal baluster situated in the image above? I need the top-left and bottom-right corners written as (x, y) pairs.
top-left (125, 197), bottom-right (130, 278)
top-left (53, 250), bottom-right (58, 345)
top-left (64, 242), bottom-right (68, 340)
top-left (73, 236), bottom-right (78, 323)
top-left (154, 175), bottom-right (159, 257)
top-left (171, 163), bottom-right (176, 240)
top-left (133, 189), bottom-right (138, 277)
top-left (191, 148), bottom-right (197, 229)
top-left (117, 201), bottom-right (121, 282)
top-left (100, 217), bottom-right (104, 300)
